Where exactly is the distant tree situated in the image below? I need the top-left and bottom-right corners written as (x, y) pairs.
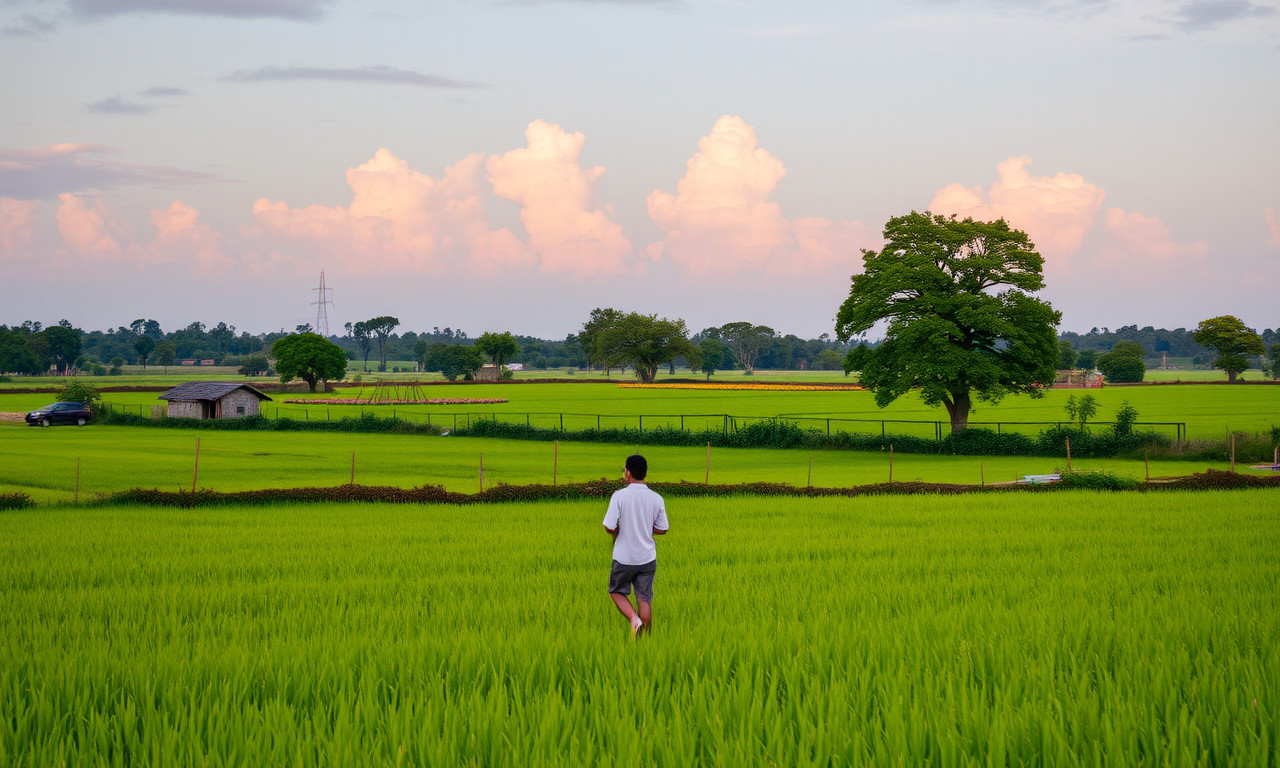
top-left (1110, 340), bottom-right (1145, 359)
top-left (719, 322), bottom-right (775, 374)
top-left (433, 345), bottom-right (484, 381)
top-left (1193, 315), bottom-right (1265, 382)
top-left (1076, 348), bottom-right (1098, 371)
top-left (271, 333), bottom-right (347, 392)
top-left (109, 356), bottom-right (125, 375)
top-left (154, 342), bottom-right (176, 374)
top-left (238, 353), bottom-right (271, 376)
top-left (596, 313), bottom-right (699, 384)
top-left (41, 324), bottom-right (82, 375)
top-left (414, 340), bottom-right (428, 372)
top-left (132, 335), bottom-right (156, 370)
top-left (579, 308), bottom-right (624, 373)
top-left (814, 349), bottom-right (845, 371)
top-left (365, 316), bottom-right (400, 371)
top-left (295, 323), bottom-right (313, 334)
top-left (1056, 339), bottom-right (1076, 370)
top-left (1267, 343), bottom-right (1280, 380)
top-left (475, 331), bottom-right (520, 372)
top-left (835, 212), bottom-right (1060, 432)
top-left (699, 338), bottom-right (725, 381)
top-left (0, 327), bottom-right (42, 375)
top-left (1096, 352), bottom-right (1145, 383)
top-left (351, 321), bottom-right (373, 371)
top-left (1063, 393), bottom-right (1098, 429)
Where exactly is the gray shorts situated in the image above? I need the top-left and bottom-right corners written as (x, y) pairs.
top-left (608, 559), bottom-right (657, 602)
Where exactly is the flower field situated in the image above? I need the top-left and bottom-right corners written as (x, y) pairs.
top-left (1, 491), bottom-right (1276, 766)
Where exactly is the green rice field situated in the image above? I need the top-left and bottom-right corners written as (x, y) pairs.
top-left (2, 492), bottom-right (1276, 766)
top-left (0, 423), bottom-right (1270, 504)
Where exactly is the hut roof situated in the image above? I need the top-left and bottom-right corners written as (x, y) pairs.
top-left (159, 382), bottom-right (273, 402)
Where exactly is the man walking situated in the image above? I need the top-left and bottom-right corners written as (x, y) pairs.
top-left (603, 454), bottom-right (669, 637)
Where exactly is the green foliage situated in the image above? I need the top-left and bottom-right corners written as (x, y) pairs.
top-left (41, 324), bottom-right (82, 374)
top-left (132, 335), bottom-right (156, 369)
top-left (595, 313), bottom-right (699, 384)
top-left (1076, 348), bottom-right (1098, 370)
top-left (1267, 344), bottom-right (1280, 379)
top-left (237, 353), bottom-right (271, 376)
top-left (364, 316), bottom-right (400, 371)
top-left (1063, 393), bottom-right (1098, 428)
top-left (56, 381), bottom-right (101, 407)
top-left (426, 344), bottom-right (484, 381)
top-left (1056, 468), bottom-right (1140, 490)
top-left (271, 333), bottom-right (348, 392)
top-left (1096, 353), bottom-right (1146, 383)
top-left (0, 491), bottom-right (35, 510)
top-left (475, 332), bottom-right (520, 370)
top-left (835, 212), bottom-right (1061, 432)
top-left (718, 322), bottom-right (776, 373)
top-left (154, 341), bottom-right (176, 371)
top-left (699, 338), bottom-right (725, 380)
top-left (1110, 340), bottom-right (1145, 359)
top-left (1057, 339), bottom-right (1076, 370)
top-left (1113, 401), bottom-right (1139, 436)
top-left (1193, 315), bottom-right (1265, 382)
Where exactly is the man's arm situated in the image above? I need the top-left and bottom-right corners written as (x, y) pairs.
top-left (653, 526), bottom-right (667, 536)
top-left (604, 524), bottom-right (618, 539)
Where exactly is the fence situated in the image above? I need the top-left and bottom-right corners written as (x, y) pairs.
top-left (101, 402), bottom-right (1187, 442)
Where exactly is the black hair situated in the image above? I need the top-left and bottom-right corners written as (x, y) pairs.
top-left (625, 454), bottom-right (648, 481)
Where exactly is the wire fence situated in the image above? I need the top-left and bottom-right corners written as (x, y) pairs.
top-left (102, 402), bottom-right (1187, 442)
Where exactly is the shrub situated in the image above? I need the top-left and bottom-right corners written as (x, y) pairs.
top-left (57, 381), bottom-right (101, 409)
top-left (940, 428), bottom-right (1036, 456)
top-left (1096, 353), bottom-right (1145, 383)
top-left (0, 375), bottom-right (11, 383)
top-left (1056, 469), bottom-right (1139, 490)
top-left (499, 368), bottom-right (515, 381)
top-left (1113, 401), bottom-right (1138, 436)
top-left (0, 492), bottom-right (35, 511)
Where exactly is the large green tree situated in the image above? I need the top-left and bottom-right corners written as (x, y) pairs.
top-left (475, 332), bottom-right (520, 372)
top-left (425, 344), bottom-right (485, 381)
top-left (699, 338), bottom-right (725, 381)
top-left (41, 324), bottom-right (82, 375)
top-left (133, 335), bottom-right (156, 370)
top-left (365, 316), bottom-right (400, 371)
top-left (348, 321), bottom-right (374, 372)
top-left (718, 322), bottom-right (775, 373)
top-left (1193, 315), bottom-right (1265, 382)
top-left (595, 313), bottom-right (699, 384)
top-left (271, 333), bottom-right (347, 392)
top-left (578, 308), bottom-right (625, 374)
top-left (154, 342), bottom-right (176, 374)
top-left (835, 212), bottom-right (1060, 432)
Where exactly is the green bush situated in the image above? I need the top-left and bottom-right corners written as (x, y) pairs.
top-left (1056, 469), bottom-right (1140, 490)
top-left (0, 492), bottom-right (35, 511)
top-left (1096, 353), bottom-right (1145, 383)
top-left (57, 381), bottom-right (101, 408)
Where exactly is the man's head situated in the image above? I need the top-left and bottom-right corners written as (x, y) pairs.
top-left (624, 454), bottom-right (648, 482)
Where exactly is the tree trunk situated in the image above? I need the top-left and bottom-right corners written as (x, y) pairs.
top-left (945, 389), bottom-right (971, 432)
top-left (1227, 369), bottom-right (1238, 383)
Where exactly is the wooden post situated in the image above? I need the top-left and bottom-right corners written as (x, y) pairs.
top-left (350, 451), bottom-right (355, 485)
top-left (889, 443), bottom-right (893, 483)
top-left (75, 457), bottom-right (80, 503)
top-left (1230, 434), bottom-right (1235, 473)
top-left (1065, 437), bottom-right (1072, 471)
top-left (705, 442), bottom-right (711, 485)
top-left (980, 460), bottom-right (985, 486)
top-left (191, 438), bottom-right (201, 492)
top-left (807, 455), bottom-right (813, 488)
top-left (479, 453), bottom-right (485, 492)
top-left (1144, 449), bottom-right (1150, 482)
top-left (553, 440), bottom-right (558, 486)
top-left (1274, 444), bottom-right (1278, 468)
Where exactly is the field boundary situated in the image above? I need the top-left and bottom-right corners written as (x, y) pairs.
top-left (35, 470), bottom-right (1273, 509)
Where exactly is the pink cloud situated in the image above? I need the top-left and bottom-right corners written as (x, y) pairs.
top-left (929, 157), bottom-right (1105, 257)
top-left (0, 198), bottom-right (39, 257)
top-left (56, 193), bottom-right (130, 255)
top-left (248, 149), bottom-right (531, 275)
top-left (646, 115), bottom-right (876, 276)
top-left (487, 120), bottom-right (631, 275)
top-left (1266, 208), bottom-right (1280, 247)
top-left (150, 200), bottom-right (229, 269)
top-left (1102, 208), bottom-right (1209, 260)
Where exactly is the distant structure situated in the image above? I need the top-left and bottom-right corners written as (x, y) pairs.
top-left (312, 270), bottom-right (334, 338)
top-left (159, 382), bottom-right (272, 420)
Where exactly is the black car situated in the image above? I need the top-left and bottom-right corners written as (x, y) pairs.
top-left (26, 402), bottom-right (92, 427)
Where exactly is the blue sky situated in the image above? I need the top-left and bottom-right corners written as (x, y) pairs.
top-left (2, 0), bottom-right (1277, 338)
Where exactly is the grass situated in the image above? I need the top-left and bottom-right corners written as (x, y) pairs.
top-left (1, 492), bottom-right (1276, 766)
top-left (0, 422), bottom-right (1270, 504)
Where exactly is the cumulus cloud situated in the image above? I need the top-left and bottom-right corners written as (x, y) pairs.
top-left (487, 120), bottom-right (631, 275)
top-left (2, 13), bottom-right (56, 37)
top-left (67, 0), bottom-right (329, 20)
top-left (646, 115), bottom-right (876, 277)
top-left (56, 194), bottom-right (130, 256)
top-left (0, 198), bottom-right (39, 256)
top-left (224, 65), bottom-right (485, 89)
top-left (150, 200), bottom-right (229, 268)
top-left (248, 149), bottom-right (531, 275)
top-left (87, 96), bottom-right (156, 115)
top-left (0, 143), bottom-right (216, 199)
top-left (1102, 207), bottom-right (1209, 260)
top-left (1264, 207), bottom-right (1280, 247)
top-left (928, 156), bottom-right (1105, 257)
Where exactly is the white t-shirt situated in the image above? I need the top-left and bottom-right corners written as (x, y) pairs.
top-left (602, 483), bottom-right (669, 565)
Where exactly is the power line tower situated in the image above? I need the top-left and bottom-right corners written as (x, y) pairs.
top-left (312, 270), bottom-right (334, 337)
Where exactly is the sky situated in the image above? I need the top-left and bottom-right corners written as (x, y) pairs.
top-left (1, 0), bottom-right (1277, 340)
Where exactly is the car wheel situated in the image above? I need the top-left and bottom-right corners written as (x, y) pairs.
top-left (77, 417), bottom-right (87, 427)
top-left (41, 417), bottom-right (51, 427)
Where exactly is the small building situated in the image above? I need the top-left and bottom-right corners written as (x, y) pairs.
top-left (159, 382), bottom-right (272, 419)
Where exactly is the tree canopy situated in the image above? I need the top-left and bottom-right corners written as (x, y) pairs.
top-left (699, 338), bottom-right (725, 381)
top-left (719, 322), bottom-right (775, 374)
top-left (475, 332), bottom-right (520, 371)
top-left (594, 312), bottom-right (699, 384)
top-left (424, 343), bottom-right (485, 381)
top-left (1193, 315), bottom-right (1264, 382)
top-left (271, 333), bottom-right (347, 392)
top-left (835, 212), bottom-right (1060, 432)
top-left (365, 316), bottom-right (400, 371)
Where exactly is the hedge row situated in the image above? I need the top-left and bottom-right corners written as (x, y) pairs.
top-left (101, 412), bottom-right (438, 435)
top-left (91, 470), bottom-right (1279, 508)
top-left (0, 492), bottom-right (36, 511)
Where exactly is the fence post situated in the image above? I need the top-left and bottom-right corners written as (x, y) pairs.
top-left (1230, 434), bottom-right (1235, 473)
top-left (560, 413), bottom-right (564, 431)
top-left (479, 453), bottom-right (485, 492)
top-left (881, 421), bottom-right (886, 437)
top-left (75, 457), bottom-right (80, 503)
top-left (681, 415), bottom-right (685, 431)
top-left (826, 418), bottom-right (830, 436)
top-left (807, 455), bottom-right (812, 488)
top-left (889, 443), bottom-right (893, 483)
top-left (553, 440), bottom-right (558, 486)
top-left (1066, 437), bottom-right (1072, 471)
top-left (705, 442), bottom-right (710, 485)
top-left (350, 451), bottom-right (355, 485)
top-left (639, 415), bottom-right (643, 433)
top-left (191, 438), bottom-right (201, 493)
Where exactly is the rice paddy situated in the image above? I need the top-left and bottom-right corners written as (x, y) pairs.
top-left (1, 492), bottom-right (1276, 766)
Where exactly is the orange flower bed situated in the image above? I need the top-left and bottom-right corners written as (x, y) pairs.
top-left (282, 398), bottom-right (508, 405)
top-left (616, 383), bottom-right (860, 392)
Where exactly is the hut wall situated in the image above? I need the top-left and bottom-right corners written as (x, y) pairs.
top-left (219, 389), bottom-right (263, 418)
top-left (166, 401), bottom-right (204, 419)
